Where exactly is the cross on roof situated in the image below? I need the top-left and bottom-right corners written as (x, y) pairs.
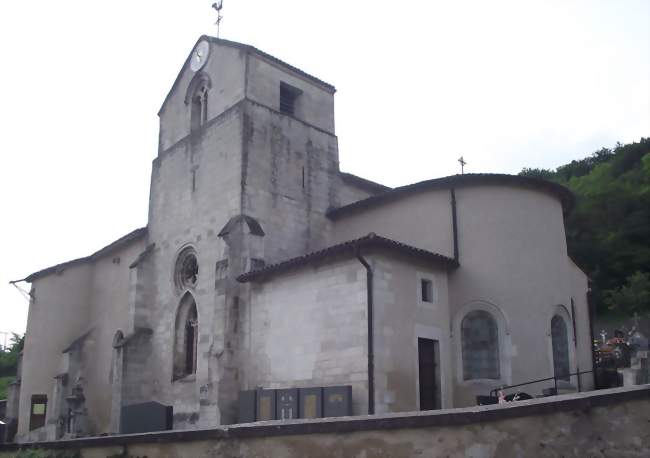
top-left (458, 156), bottom-right (467, 174)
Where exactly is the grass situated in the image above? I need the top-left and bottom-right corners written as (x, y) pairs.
top-left (0, 375), bottom-right (14, 399)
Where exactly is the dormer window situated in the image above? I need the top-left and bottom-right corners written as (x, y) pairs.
top-left (280, 82), bottom-right (301, 116)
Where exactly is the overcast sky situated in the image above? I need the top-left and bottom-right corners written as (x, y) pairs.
top-left (0, 0), bottom-right (648, 337)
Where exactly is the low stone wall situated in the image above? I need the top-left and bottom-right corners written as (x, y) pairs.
top-left (1, 385), bottom-right (649, 458)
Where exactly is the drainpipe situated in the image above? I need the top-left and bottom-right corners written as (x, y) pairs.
top-left (356, 247), bottom-right (375, 415)
top-left (586, 282), bottom-right (597, 389)
top-left (570, 298), bottom-right (582, 392)
top-left (450, 188), bottom-right (459, 263)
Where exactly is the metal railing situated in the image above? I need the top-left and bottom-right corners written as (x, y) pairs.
top-left (489, 370), bottom-right (593, 398)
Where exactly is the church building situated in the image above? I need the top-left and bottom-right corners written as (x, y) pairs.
top-left (7, 36), bottom-right (594, 442)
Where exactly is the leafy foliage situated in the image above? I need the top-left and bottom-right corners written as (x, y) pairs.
top-left (14, 449), bottom-right (80, 458)
top-left (520, 138), bottom-right (650, 315)
top-left (0, 375), bottom-right (13, 400)
top-left (0, 333), bottom-right (24, 378)
top-left (604, 271), bottom-right (650, 315)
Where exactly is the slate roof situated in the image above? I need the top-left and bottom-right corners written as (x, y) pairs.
top-left (22, 227), bottom-right (147, 283)
top-left (237, 233), bottom-right (457, 283)
top-left (327, 173), bottom-right (575, 220)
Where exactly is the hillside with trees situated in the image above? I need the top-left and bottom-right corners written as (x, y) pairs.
top-left (521, 138), bottom-right (650, 316)
top-left (0, 333), bottom-right (23, 399)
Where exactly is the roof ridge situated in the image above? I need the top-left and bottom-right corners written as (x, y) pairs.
top-left (237, 233), bottom-right (456, 283)
top-left (21, 227), bottom-right (148, 283)
top-left (203, 36), bottom-right (335, 91)
top-left (159, 35), bottom-right (335, 115)
top-left (328, 173), bottom-right (574, 219)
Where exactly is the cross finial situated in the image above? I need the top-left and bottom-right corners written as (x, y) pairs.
top-left (212, 1), bottom-right (224, 38)
top-left (458, 156), bottom-right (467, 174)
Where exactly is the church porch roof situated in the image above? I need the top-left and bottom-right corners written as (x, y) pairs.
top-left (237, 233), bottom-right (457, 283)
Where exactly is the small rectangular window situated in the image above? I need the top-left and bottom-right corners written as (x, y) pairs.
top-left (30, 394), bottom-right (47, 431)
top-left (421, 279), bottom-right (433, 303)
top-left (280, 82), bottom-right (301, 116)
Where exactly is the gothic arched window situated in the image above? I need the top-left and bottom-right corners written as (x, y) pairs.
top-left (551, 315), bottom-right (570, 381)
top-left (185, 72), bottom-right (212, 133)
top-left (173, 293), bottom-right (198, 380)
top-left (190, 86), bottom-right (208, 132)
top-left (461, 310), bottom-right (500, 380)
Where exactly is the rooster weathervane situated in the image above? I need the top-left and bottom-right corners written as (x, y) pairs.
top-left (212, 1), bottom-right (224, 38)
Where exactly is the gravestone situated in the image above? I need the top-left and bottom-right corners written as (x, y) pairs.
top-left (237, 390), bottom-right (257, 423)
top-left (299, 387), bottom-right (323, 419)
top-left (120, 401), bottom-right (173, 434)
top-left (323, 386), bottom-right (352, 417)
top-left (276, 388), bottom-right (298, 420)
top-left (256, 389), bottom-right (276, 421)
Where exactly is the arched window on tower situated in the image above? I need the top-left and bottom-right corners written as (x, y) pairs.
top-left (185, 72), bottom-right (211, 134)
top-left (551, 315), bottom-right (570, 381)
top-left (461, 310), bottom-right (500, 380)
top-left (190, 86), bottom-right (208, 132)
top-left (173, 293), bottom-right (198, 380)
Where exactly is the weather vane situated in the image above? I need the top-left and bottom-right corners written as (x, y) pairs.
top-left (212, 1), bottom-right (224, 38)
top-left (458, 156), bottom-right (467, 174)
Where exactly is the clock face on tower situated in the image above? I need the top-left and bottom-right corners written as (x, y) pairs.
top-left (190, 40), bottom-right (210, 72)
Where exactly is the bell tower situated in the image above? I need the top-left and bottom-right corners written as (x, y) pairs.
top-left (138, 36), bottom-right (341, 426)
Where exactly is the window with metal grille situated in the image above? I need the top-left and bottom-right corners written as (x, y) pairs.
top-left (551, 315), bottom-right (570, 381)
top-left (280, 82), bottom-right (301, 116)
top-left (461, 310), bottom-right (500, 380)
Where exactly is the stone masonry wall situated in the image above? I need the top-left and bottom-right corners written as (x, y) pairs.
top-left (241, 100), bottom-right (341, 263)
top-left (244, 256), bottom-right (369, 416)
top-left (2, 385), bottom-right (648, 458)
top-left (143, 103), bottom-right (244, 429)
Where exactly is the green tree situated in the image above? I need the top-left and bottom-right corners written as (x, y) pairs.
top-left (520, 138), bottom-right (650, 315)
top-left (0, 333), bottom-right (24, 377)
top-left (604, 272), bottom-right (650, 315)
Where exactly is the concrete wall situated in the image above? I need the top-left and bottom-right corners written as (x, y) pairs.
top-left (330, 188), bottom-right (455, 258)
top-left (18, 263), bottom-right (92, 438)
top-left (568, 258), bottom-right (594, 391)
top-left (17, 237), bottom-right (146, 439)
top-left (331, 183), bottom-right (592, 405)
top-left (448, 185), bottom-right (590, 405)
top-left (3, 385), bottom-right (648, 458)
top-left (371, 253), bottom-right (452, 413)
top-left (337, 179), bottom-right (382, 207)
top-left (84, 242), bottom-right (146, 434)
top-left (245, 257), bottom-right (369, 415)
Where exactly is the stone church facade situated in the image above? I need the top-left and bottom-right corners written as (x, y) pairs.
top-left (8, 36), bottom-right (594, 442)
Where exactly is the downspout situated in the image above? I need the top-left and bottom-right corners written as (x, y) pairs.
top-left (450, 188), bottom-right (459, 263)
top-left (586, 282), bottom-right (597, 389)
top-left (356, 247), bottom-right (375, 415)
top-left (570, 298), bottom-right (581, 391)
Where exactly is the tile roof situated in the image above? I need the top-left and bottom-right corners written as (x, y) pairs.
top-left (237, 233), bottom-right (457, 283)
top-left (22, 227), bottom-right (147, 283)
